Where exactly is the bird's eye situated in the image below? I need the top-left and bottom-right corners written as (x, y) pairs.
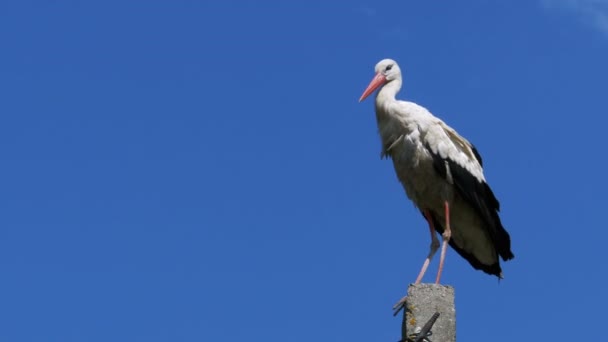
top-left (386, 65), bottom-right (393, 71)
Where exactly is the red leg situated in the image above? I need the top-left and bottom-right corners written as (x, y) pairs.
top-left (414, 210), bottom-right (440, 284)
top-left (435, 201), bottom-right (452, 284)
top-left (393, 210), bottom-right (440, 314)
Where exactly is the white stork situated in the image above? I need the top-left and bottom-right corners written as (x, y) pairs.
top-left (359, 59), bottom-right (514, 313)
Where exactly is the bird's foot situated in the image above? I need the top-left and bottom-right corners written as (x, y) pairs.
top-left (392, 295), bottom-right (408, 316)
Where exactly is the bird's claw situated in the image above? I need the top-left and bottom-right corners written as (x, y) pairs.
top-left (392, 295), bottom-right (408, 316)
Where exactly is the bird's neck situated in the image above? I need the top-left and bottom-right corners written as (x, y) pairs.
top-left (375, 79), bottom-right (402, 110)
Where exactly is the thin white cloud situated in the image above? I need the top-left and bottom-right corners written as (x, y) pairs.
top-left (542, 0), bottom-right (608, 35)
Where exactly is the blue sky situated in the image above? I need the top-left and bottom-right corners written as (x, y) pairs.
top-left (1, 1), bottom-right (607, 341)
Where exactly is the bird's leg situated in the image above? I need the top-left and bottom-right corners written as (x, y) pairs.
top-left (415, 211), bottom-right (440, 284)
top-left (393, 210), bottom-right (439, 316)
top-left (435, 201), bottom-right (452, 284)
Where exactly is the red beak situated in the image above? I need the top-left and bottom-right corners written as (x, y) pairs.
top-left (359, 72), bottom-right (387, 102)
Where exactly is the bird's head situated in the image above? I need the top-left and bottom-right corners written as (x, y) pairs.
top-left (359, 59), bottom-right (401, 102)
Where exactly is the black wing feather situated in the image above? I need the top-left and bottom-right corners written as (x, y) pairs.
top-left (420, 210), bottom-right (503, 276)
top-left (426, 144), bottom-right (514, 264)
top-left (471, 144), bottom-right (483, 167)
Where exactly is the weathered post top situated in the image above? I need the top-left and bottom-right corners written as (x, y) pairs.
top-left (401, 284), bottom-right (456, 342)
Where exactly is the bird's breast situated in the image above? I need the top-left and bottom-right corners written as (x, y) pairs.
top-left (386, 134), bottom-right (452, 209)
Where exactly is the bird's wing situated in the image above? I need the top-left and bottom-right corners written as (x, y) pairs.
top-left (423, 120), bottom-right (514, 261)
top-left (424, 121), bottom-right (484, 181)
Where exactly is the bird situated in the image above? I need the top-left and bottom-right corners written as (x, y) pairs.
top-left (359, 59), bottom-right (514, 314)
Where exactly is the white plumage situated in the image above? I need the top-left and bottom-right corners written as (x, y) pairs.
top-left (359, 59), bottom-right (514, 313)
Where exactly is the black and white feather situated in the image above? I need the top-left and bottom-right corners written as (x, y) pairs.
top-left (372, 59), bottom-right (514, 278)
